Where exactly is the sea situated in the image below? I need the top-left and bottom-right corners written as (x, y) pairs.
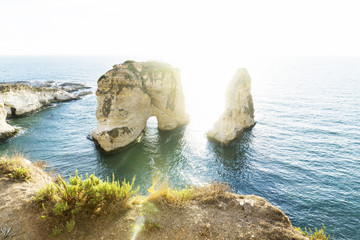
top-left (0, 56), bottom-right (359, 239)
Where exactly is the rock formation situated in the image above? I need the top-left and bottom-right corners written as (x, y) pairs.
top-left (0, 83), bottom-right (91, 117)
top-left (92, 61), bottom-right (189, 152)
top-left (207, 68), bottom-right (255, 144)
top-left (0, 102), bottom-right (17, 141)
top-left (0, 82), bottom-right (92, 141)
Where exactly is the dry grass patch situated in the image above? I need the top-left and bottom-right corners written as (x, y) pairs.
top-left (146, 180), bottom-right (233, 206)
top-left (193, 181), bottom-right (232, 203)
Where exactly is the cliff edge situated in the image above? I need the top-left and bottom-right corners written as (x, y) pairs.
top-left (0, 155), bottom-right (306, 240)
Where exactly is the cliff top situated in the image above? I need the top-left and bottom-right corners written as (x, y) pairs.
top-left (0, 155), bottom-right (306, 240)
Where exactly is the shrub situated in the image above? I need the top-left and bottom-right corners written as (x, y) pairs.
top-left (295, 225), bottom-right (330, 240)
top-left (0, 154), bottom-right (30, 181)
top-left (35, 170), bottom-right (139, 234)
top-left (8, 166), bottom-right (30, 181)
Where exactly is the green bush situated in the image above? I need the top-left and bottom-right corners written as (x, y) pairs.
top-left (295, 225), bottom-right (330, 240)
top-left (35, 170), bottom-right (139, 234)
top-left (8, 166), bottom-right (30, 181)
top-left (0, 154), bottom-right (30, 181)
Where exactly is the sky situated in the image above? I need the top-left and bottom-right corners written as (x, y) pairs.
top-left (1, 0), bottom-right (360, 62)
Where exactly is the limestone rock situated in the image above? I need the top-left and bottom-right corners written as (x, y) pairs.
top-left (0, 82), bottom-right (91, 141)
top-left (0, 84), bottom-right (84, 117)
top-left (0, 102), bottom-right (16, 141)
top-left (92, 61), bottom-right (189, 152)
top-left (207, 68), bottom-right (255, 144)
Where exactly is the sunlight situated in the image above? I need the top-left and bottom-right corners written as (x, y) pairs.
top-left (130, 215), bottom-right (145, 240)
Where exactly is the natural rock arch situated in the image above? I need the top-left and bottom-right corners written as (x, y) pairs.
top-left (92, 61), bottom-right (189, 152)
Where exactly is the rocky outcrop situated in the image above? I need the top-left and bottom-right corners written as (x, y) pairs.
top-left (0, 82), bottom-right (92, 141)
top-left (92, 61), bottom-right (189, 152)
top-left (0, 102), bottom-right (17, 141)
top-left (207, 68), bottom-right (255, 144)
top-left (0, 83), bottom-right (91, 117)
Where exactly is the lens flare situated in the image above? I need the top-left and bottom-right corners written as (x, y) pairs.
top-left (131, 215), bottom-right (145, 240)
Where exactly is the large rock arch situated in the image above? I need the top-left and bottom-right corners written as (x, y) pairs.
top-left (92, 61), bottom-right (189, 152)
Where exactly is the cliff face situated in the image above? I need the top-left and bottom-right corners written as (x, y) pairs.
top-left (207, 68), bottom-right (255, 144)
top-left (92, 61), bottom-right (189, 152)
top-left (0, 84), bottom-right (79, 117)
top-left (0, 102), bottom-right (16, 141)
top-left (0, 83), bottom-right (92, 141)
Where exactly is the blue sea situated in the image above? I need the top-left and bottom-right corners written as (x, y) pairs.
top-left (0, 56), bottom-right (359, 239)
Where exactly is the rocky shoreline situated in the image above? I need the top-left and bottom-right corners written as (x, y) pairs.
top-left (0, 81), bottom-right (92, 141)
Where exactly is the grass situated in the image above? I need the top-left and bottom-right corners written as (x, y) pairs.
top-left (147, 181), bottom-right (195, 205)
top-left (0, 154), bottom-right (30, 181)
top-left (34, 170), bottom-right (139, 235)
top-left (296, 225), bottom-right (330, 240)
top-left (146, 173), bottom-right (232, 206)
top-left (146, 172), bottom-right (195, 206)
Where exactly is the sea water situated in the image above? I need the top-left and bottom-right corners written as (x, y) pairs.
top-left (0, 56), bottom-right (359, 239)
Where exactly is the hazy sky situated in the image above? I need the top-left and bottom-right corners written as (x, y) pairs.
top-left (1, 0), bottom-right (359, 61)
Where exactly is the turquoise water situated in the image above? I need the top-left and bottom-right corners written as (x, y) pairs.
top-left (0, 56), bottom-right (359, 239)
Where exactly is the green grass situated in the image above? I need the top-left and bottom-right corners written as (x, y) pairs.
top-left (296, 225), bottom-right (330, 240)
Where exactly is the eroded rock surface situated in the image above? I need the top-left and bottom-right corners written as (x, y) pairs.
top-left (0, 83), bottom-right (91, 117)
top-left (0, 102), bottom-right (16, 141)
top-left (0, 82), bottom-right (92, 141)
top-left (207, 68), bottom-right (255, 144)
top-left (92, 61), bottom-right (189, 152)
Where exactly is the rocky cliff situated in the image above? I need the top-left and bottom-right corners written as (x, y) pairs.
top-left (207, 68), bottom-right (255, 144)
top-left (92, 61), bottom-right (189, 152)
top-left (0, 84), bottom-right (84, 117)
top-left (0, 102), bottom-right (17, 141)
top-left (0, 83), bottom-right (92, 141)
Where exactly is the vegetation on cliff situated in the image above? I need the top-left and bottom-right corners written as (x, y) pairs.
top-left (0, 154), bottom-right (30, 181)
top-left (0, 154), bottom-right (330, 240)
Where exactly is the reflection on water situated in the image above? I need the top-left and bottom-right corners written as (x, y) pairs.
top-left (208, 130), bottom-right (253, 176)
top-left (94, 118), bottom-right (188, 194)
